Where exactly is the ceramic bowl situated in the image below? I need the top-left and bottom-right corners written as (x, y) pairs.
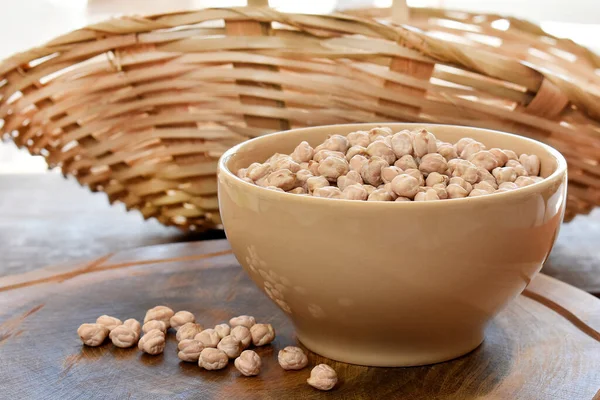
top-left (217, 123), bottom-right (567, 367)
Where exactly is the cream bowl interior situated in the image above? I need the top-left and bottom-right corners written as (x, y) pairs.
top-left (218, 123), bottom-right (567, 366)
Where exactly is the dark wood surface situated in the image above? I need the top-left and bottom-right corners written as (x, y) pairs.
top-left (0, 239), bottom-right (599, 399)
top-left (0, 172), bottom-right (599, 294)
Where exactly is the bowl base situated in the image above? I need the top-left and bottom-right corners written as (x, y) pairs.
top-left (296, 331), bottom-right (485, 367)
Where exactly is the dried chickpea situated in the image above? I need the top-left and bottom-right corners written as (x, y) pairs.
top-left (403, 168), bottom-right (425, 186)
top-left (499, 182), bottom-right (519, 190)
top-left (360, 156), bottom-right (388, 186)
top-left (430, 183), bottom-right (448, 199)
top-left (234, 350), bottom-right (262, 377)
top-left (255, 176), bottom-right (268, 187)
top-left (437, 143), bottom-right (458, 161)
top-left (142, 320), bottom-right (167, 334)
top-left (469, 150), bottom-right (499, 171)
top-left (531, 176), bottom-right (544, 183)
top-left (367, 188), bottom-right (394, 201)
top-left (231, 325), bottom-right (252, 349)
top-left (178, 339), bottom-right (204, 362)
top-left (138, 329), bottom-right (165, 355)
top-left (346, 145), bottom-right (368, 161)
top-left (199, 348), bottom-right (229, 370)
top-left (412, 129), bottom-right (437, 157)
top-left (451, 160), bottom-right (478, 184)
top-left (249, 324), bottom-right (275, 346)
top-left (515, 176), bottom-right (536, 187)
top-left (110, 325), bottom-right (139, 348)
top-left (318, 156), bottom-right (349, 181)
top-left (313, 150), bottom-right (345, 163)
top-left (77, 323), bottom-right (109, 347)
top-left (391, 174), bottom-right (420, 199)
top-left (307, 364), bottom-right (338, 391)
top-left (390, 130), bottom-right (413, 157)
top-left (342, 184), bottom-right (368, 201)
top-left (267, 169), bottom-right (296, 191)
top-left (144, 306), bottom-right (174, 328)
top-left (504, 149), bottom-right (518, 161)
top-left (337, 170), bottom-right (363, 191)
top-left (313, 186), bottom-right (342, 198)
top-left (288, 187), bottom-right (305, 194)
top-left (414, 188), bottom-right (439, 201)
top-left (266, 153), bottom-right (287, 164)
top-left (473, 181), bottom-right (495, 193)
top-left (506, 160), bottom-right (528, 177)
top-left (519, 154), bottom-right (541, 176)
top-left (460, 141), bottom-right (486, 160)
top-left (366, 141), bottom-right (396, 165)
top-left (96, 315), bottom-right (122, 332)
top-left (176, 322), bottom-right (203, 342)
top-left (394, 154), bottom-right (418, 170)
top-left (247, 163), bottom-right (270, 181)
top-left (347, 131), bottom-right (370, 147)
top-left (469, 189), bottom-right (490, 197)
top-left (395, 196), bottom-right (411, 202)
top-left (266, 186), bottom-right (284, 192)
top-left (123, 319), bottom-right (141, 337)
top-left (170, 311), bottom-right (195, 331)
top-left (368, 126), bottom-right (393, 142)
top-left (291, 141), bottom-right (314, 163)
top-left (363, 184), bottom-right (376, 196)
top-left (214, 323), bottom-right (231, 340)
top-left (449, 176), bottom-right (472, 193)
top-left (306, 176), bottom-right (329, 194)
top-left (278, 346), bottom-right (308, 370)
top-left (217, 335), bottom-right (243, 359)
top-left (315, 135), bottom-right (349, 153)
top-left (237, 168), bottom-right (248, 179)
top-left (349, 154), bottom-right (368, 173)
top-left (492, 167), bottom-right (517, 184)
top-left (295, 169), bottom-right (313, 186)
top-left (271, 156), bottom-right (301, 173)
top-left (381, 166), bottom-right (403, 184)
top-left (230, 315), bottom-right (256, 329)
top-left (489, 148), bottom-right (509, 167)
top-left (308, 160), bottom-right (320, 176)
top-left (454, 137), bottom-right (477, 155)
top-left (382, 183), bottom-right (398, 199)
top-left (476, 167), bottom-right (498, 188)
top-left (419, 153), bottom-right (448, 175)
top-left (195, 328), bottom-right (220, 348)
top-left (425, 172), bottom-right (448, 187)
top-left (446, 183), bottom-right (468, 199)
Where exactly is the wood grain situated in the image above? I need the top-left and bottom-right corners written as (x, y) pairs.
top-left (0, 239), bottom-right (599, 399)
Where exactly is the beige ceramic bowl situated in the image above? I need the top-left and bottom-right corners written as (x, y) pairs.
top-left (217, 123), bottom-right (567, 367)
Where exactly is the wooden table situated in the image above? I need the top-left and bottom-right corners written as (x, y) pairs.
top-left (1, 239), bottom-right (599, 399)
top-left (1, 173), bottom-right (599, 294)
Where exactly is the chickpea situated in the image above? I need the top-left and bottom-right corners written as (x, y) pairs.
top-left (451, 160), bottom-right (478, 184)
top-left (138, 329), bottom-right (165, 355)
top-left (395, 196), bottom-right (411, 202)
top-left (217, 335), bottom-right (243, 359)
top-left (476, 167), bottom-right (498, 188)
top-left (247, 163), bottom-right (271, 181)
top-left (446, 183), bottom-right (469, 199)
top-left (144, 306), bottom-right (175, 329)
top-left (195, 328), bottom-right (220, 348)
top-left (250, 323), bottom-right (276, 346)
top-left (231, 325), bottom-right (252, 349)
top-left (349, 154), bottom-right (368, 173)
top-left (469, 150), bottom-right (499, 171)
top-left (347, 130), bottom-right (370, 147)
top-left (412, 129), bottom-right (437, 157)
top-left (403, 168), bottom-right (425, 186)
top-left (437, 143), bottom-right (458, 161)
top-left (506, 160), bottom-right (528, 177)
top-left (337, 170), bottom-right (363, 191)
top-left (306, 176), bottom-right (330, 193)
top-left (515, 176), bottom-right (536, 187)
top-left (425, 172), bottom-right (448, 187)
top-left (230, 315), bottom-right (256, 329)
top-left (170, 311), bottom-right (195, 331)
top-left (381, 166), bottom-right (403, 184)
top-left (313, 150), bottom-right (345, 163)
top-left (307, 364), bottom-right (338, 391)
top-left (362, 184), bottom-right (376, 196)
top-left (430, 183), bottom-right (448, 199)
top-left (271, 156), bottom-right (301, 173)
top-left (110, 325), bottom-right (139, 348)
top-left (414, 188), bottom-right (439, 201)
top-left (237, 168), bottom-right (248, 179)
top-left (489, 148), bottom-right (509, 167)
top-left (367, 141), bottom-right (396, 165)
top-left (266, 169), bottom-right (297, 191)
top-left (288, 187), bottom-right (306, 194)
top-left (278, 346), bottom-right (308, 370)
top-left (142, 320), bottom-right (167, 334)
top-left (390, 130), bottom-right (413, 157)
top-left (346, 145), bottom-right (368, 161)
top-left (291, 141), bottom-right (314, 163)
top-left (308, 160), bottom-right (320, 176)
top-left (77, 323), bottom-right (109, 347)
top-left (449, 176), bottom-right (472, 193)
top-left (469, 188), bottom-right (491, 197)
top-left (419, 153), bottom-right (448, 175)
top-left (313, 186), bottom-right (342, 199)
top-left (367, 188), bottom-right (394, 201)
top-left (123, 319), bottom-right (141, 337)
top-left (234, 350), bottom-right (262, 376)
top-left (360, 156), bottom-right (388, 186)
top-left (473, 181), bottom-right (495, 193)
top-left (454, 137), bottom-right (477, 155)
top-left (499, 182), bottom-right (519, 190)
top-left (519, 154), bottom-right (541, 176)
top-left (96, 315), bottom-right (122, 332)
top-left (504, 149), bottom-right (518, 161)
top-left (295, 169), bottom-right (313, 187)
top-left (394, 154), bottom-right (418, 170)
top-left (176, 323), bottom-right (203, 341)
top-left (178, 339), bottom-right (204, 362)
top-left (390, 174), bottom-right (420, 199)
top-left (318, 156), bottom-right (349, 181)
top-left (492, 167), bottom-right (517, 184)
top-left (199, 348), bottom-right (229, 370)
top-left (368, 126), bottom-right (393, 142)
top-left (342, 184), bottom-right (368, 201)
top-left (314, 135), bottom-right (349, 153)
top-left (459, 141), bottom-right (486, 160)
top-left (214, 323), bottom-right (231, 340)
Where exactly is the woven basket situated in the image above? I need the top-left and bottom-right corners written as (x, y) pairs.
top-left (1, 4), bottom-right (598, 230)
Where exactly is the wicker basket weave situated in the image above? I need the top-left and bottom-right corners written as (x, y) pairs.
top-left (1, 5), bottom-right (599, 230)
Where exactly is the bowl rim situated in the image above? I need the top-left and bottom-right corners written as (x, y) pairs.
top-left (218, 123), bottom-right (568, 208)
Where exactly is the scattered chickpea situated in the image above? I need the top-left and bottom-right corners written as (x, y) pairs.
top-left (142, 320), bottom-right (167, 334)
top-left (176, 322), bottom-right (203, 342)
top-left (96, 315), bottom-right (122, 331)
top-left (110, 325), bottom-right (139, 348)
top-left (170, 311), bottom-right (195, 331)
top-left (231, 325), bottom-right (252, 349)
top-left (307, 364), bottom-right (338, 391)
top-left (230, 316), bottom-right (257, 330)
top-left (144, 306), bottom-right (174, 328)
top-left (214, 323), bottom-right (231, 340)
top-left (195, 328), bottom-right (221, 348)
top-left (178, 339), bottom-right (204, 362)
top-left (77, 323), bottom-right (109, 347)
top-left (217, 335), bottom-right (243, 359)
top-left (123, 319), bottom-right (141, 337)
top-left (199, 348), bottom-right (229, 370)
top-left (278, 346), bottom-right (308, 370)
top-left (249, 324), bottom-right (276, 347)
top-left (138, 329), bottom-right (165, 355)
top-left (234, 350), bottom-right (262, 377)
